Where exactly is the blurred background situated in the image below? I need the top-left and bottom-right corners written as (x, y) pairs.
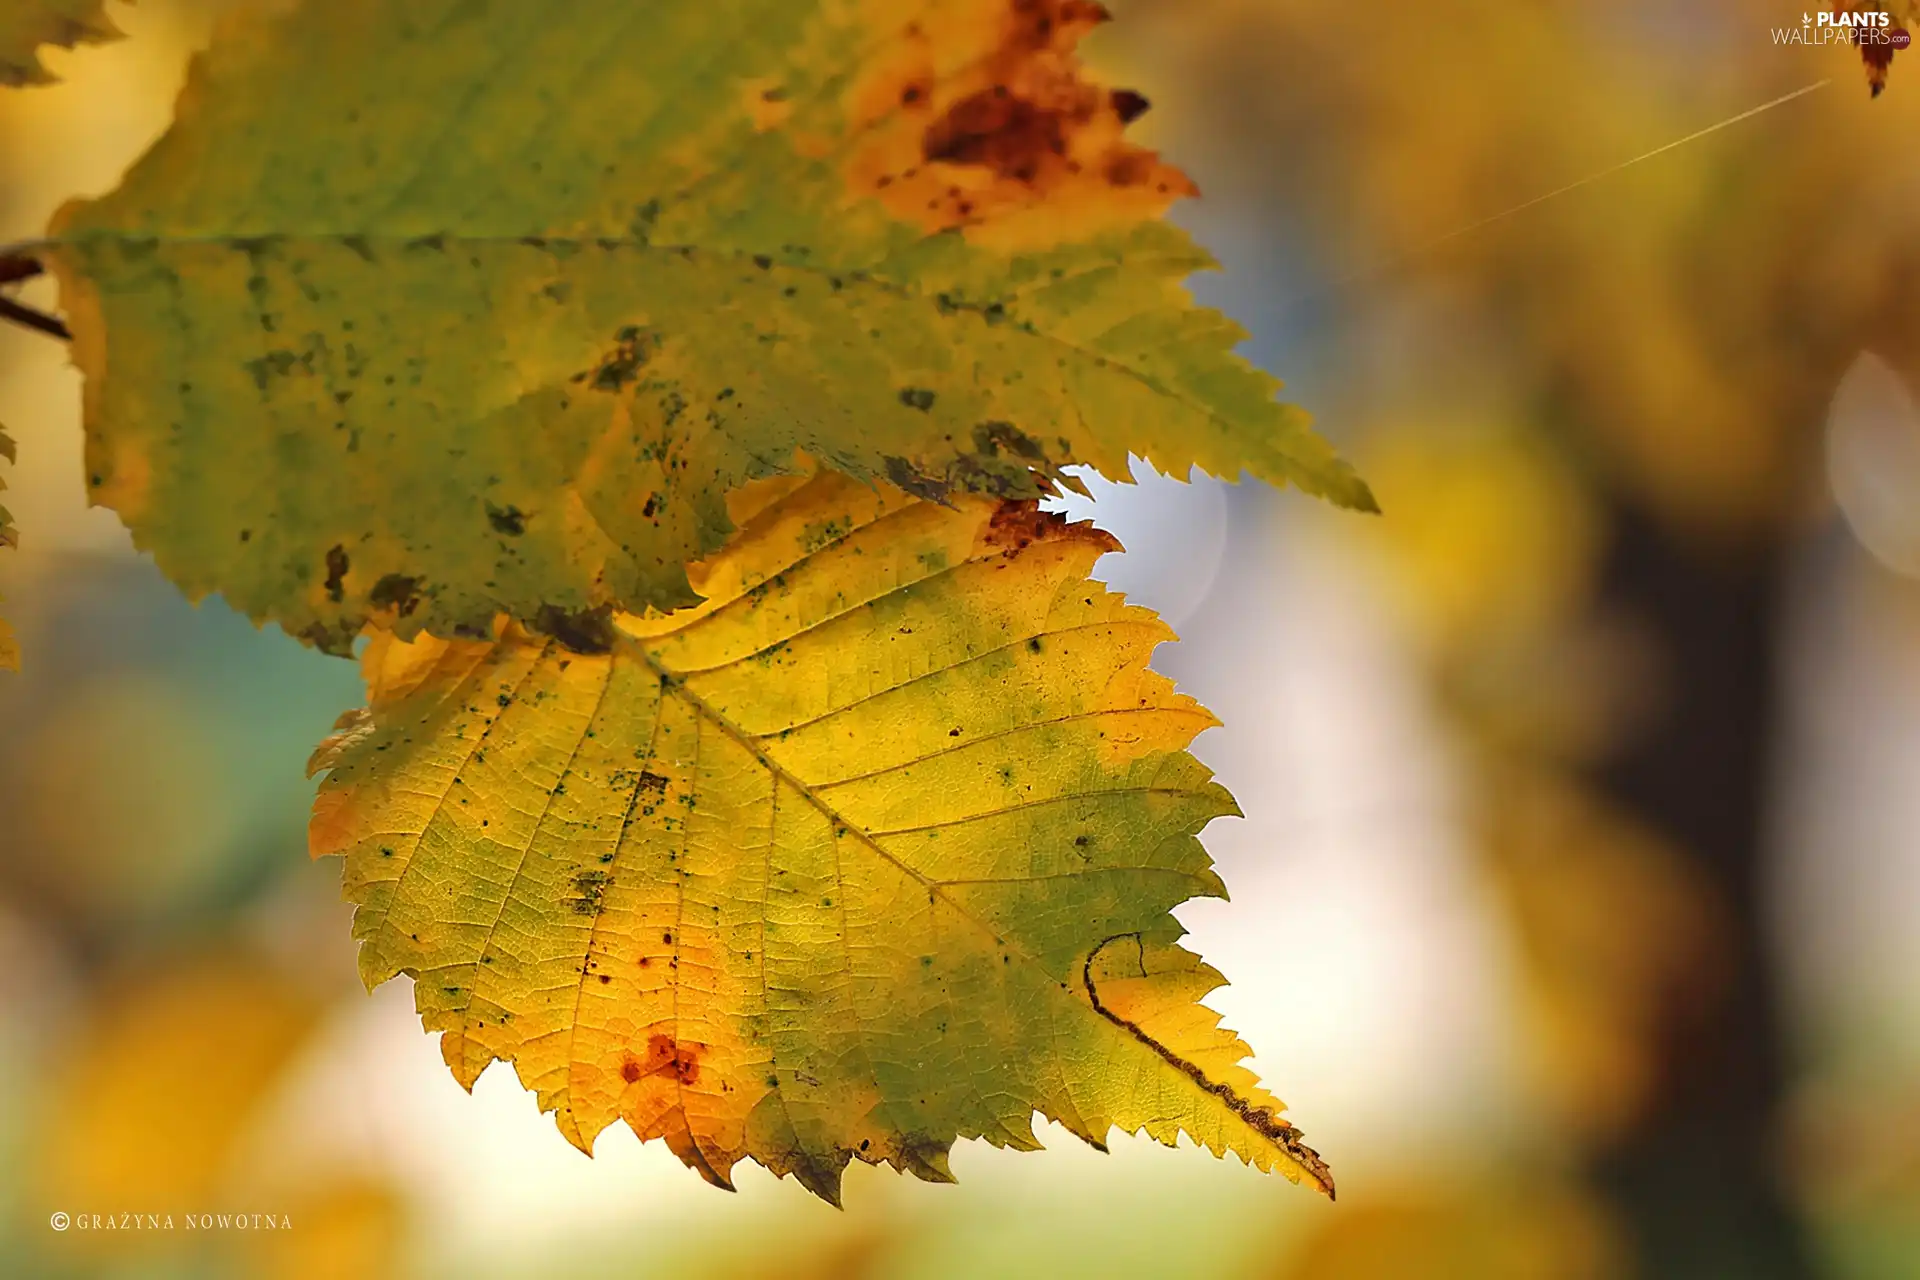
top-left (2, 1), bottom-right (1918, 1275)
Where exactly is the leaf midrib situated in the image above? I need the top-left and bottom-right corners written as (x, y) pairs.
top-left (35, 228), bottom-right (1330, 490)
top-left (628, 608), bottom-right (1282, 1166)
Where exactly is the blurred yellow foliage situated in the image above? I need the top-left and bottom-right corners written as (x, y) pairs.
top-left (33, 949), bottom-right (320, 1240)
top-left (0, 671), bottom-right (239, 922)
top-left (0, 422), bottom-right (14, 670)
top-left (1482, 769), bottom-right (1725, 1142)
top-left (1271, 1181), bottom-right (1627, 1280)
top-left (241, 1177), bottom-right (408, 1280)
top-left (1357, 423), bottom-right (1651, 763)
top-left (1127, 0), bottom-right (1920, 541)
top-left (1360, 423), bottom-right (1600, 656)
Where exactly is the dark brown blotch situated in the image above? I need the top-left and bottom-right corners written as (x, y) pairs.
top-left (580, 325), bottom-right (652, 393)
top-left (571, 869), bottom-right (610, 916)
top-left (370, 573), bottom-right (422, 617)
top-left (486, 503), bottom-right (527, 537)
top-left (884, 456), bottom-right (954, 503)
top-left (534, 603), bottom-right (616, 655)
top-left (972, 419), bottom-right (1046, 461)
top-left (618, 1035), bottom-right (703, 1088)
top-left (1111, 88), bottom-right (1150, 123)
top-left (323, 545), bottom-right (349, 603)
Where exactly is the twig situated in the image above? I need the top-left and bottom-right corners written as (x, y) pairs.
top-left (0, 254), bottom-right (70, 340)
top-left (0, 294), bottom-right (71, 340)
top-left (0, 254), bottom-right (43, 286)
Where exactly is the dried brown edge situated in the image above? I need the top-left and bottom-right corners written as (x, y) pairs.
top-left (1083, 932), bottom-right (1335, 1198)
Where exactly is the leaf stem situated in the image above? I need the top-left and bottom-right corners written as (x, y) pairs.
top-left (0, 255), bottom-right (42, 286)
top-left (0, 255), bottom-right (70, 340)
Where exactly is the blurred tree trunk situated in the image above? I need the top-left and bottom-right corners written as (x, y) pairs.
top-left (1587, 498), bottom-right (1816, 1279)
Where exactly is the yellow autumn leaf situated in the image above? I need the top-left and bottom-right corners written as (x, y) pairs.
top-left (308, 471), bottom-right (1331, 1204)
top-left (0, 0), bottom-right (120, 86)
top-left (43, 0), bottom-right (1369, 653)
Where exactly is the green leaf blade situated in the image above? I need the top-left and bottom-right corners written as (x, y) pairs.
top-left (54, 0), bottom-right (1370, 648)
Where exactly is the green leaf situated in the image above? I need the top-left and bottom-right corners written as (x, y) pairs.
top-left (49, 0), bottom-right (1371, 652)
top-left (308, 470), bottom-right (1333, 1204)
top-left (0, 0), bottom-right (121, 87)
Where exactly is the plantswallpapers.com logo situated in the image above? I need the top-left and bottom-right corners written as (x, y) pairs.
top-left (1774, 11), bottom-right (1913, 46)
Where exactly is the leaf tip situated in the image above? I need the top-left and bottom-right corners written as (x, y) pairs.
top-left (898, 1142), bottom-right (958, 1185)
top-left (790, 1157), bottom-right (849, 1208)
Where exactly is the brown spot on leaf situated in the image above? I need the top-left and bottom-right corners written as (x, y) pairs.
top-left (323, 545), bottom-right (349, 603)
top-left (972, 419), bottom-right (1046, 461)
top-left (370, 573), bottom-right (422, 617)
top-left (884, 455), bottom-right (954, 502)
top-left (984, 497), bottom-right (1118, 557)
top-left (571, 869), bottom-right (610, 915)
top-left (1104, 152), bottom-right (1154, 188)
top-left (486, 503), bottom-right (527, 536)
top-left (924, 87), bottom-right (1087, 175)
top-left (650, 1034), bottom-right (702, 1084)
top-left (300, 619), bottom-right (358, 658)
top-left (1110, 88), bottom-right (1150, 123)
top-left (620, 1035), bottom-right (703, 1088)
top-left (845, 0), bottom-right (1197, 248)
top-left (744, 76), bottom-right (795, 130)
top-left (579, 326), bottom-right (652, 393)
top-left (534, 603), bottom-right (616, 655)
top-left (984, 499), bottom-right (1052, 550)
top-left (885, 425), bottom-right (1080, 506)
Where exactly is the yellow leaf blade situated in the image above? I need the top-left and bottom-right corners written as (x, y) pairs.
top-left (310, 472), bottom-right (1330, 1202)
